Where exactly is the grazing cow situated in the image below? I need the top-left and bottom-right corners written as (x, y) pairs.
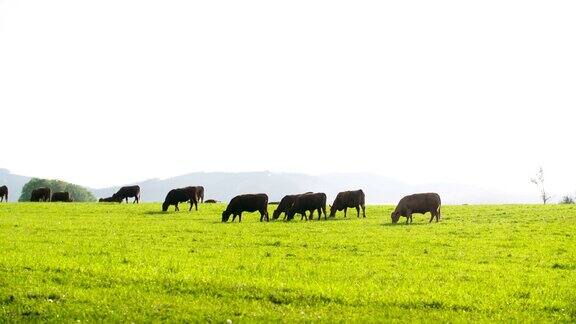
top-left (391, 193), bottom-right (441, 224)
top-left (272, 192), bottom-right (313, 220)
top-left (51, 191), bottom-right (73, 202)
top-left (287, 192), bottom-right (327, 221)
top-left (272, 195), bottom-right (298, 220)
top-left (329, 190), bottom-right (366, 218)
top-left (181, 186), bottom-right (200, 211)
top-left (99, 197), bottom-right (116, 202)
top-left (204, 199), bottom-right (218, 203)
top-left (222, 193), bottom-right (269, 222)
top-left (31, 187), bottom-right (52, 202)
top-left (0, 185), bottom-right (7, 202)
top-left (162, 188), bottom-right (197, 212)
top-left (112, 185), bottom-right (140, 203)
top-left (194, 186), bottom-right (204, 203)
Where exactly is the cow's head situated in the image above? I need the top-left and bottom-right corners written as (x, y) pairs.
top-left (391, 211), bottom-right (401, 223)
top-left (162, 202), bottom-right (169, 212)
top-left (272, 209), bottom-right (282, 220)
top-left (221, 210), bottom-right (232, 222)
top-left (329, 204), bottom-right (336, 217)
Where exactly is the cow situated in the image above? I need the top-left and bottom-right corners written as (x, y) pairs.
top-left (391, 193), bottom-right (441, 224)
top-left (329, 189), bottom-right (366, 218)
top-left (204, 199), bottom-right (218, 203)
top-left (99, 197), bottom-right (116, 202)
top-left (31, 187), bottom-right (51, 202)
top-left (181, 186), bottom-right (200, 211)
top-left (272, 192), bottom-right (313, 220)
top-left (51, 191), bottom-right (73, 202)
top-left (112, 185), bottom-right (140, 203)
top-left (287, 192), bottom-right (327, 221)
top-left (162, 188), bottom-right (197, 212)
top-left (0, 185), bottom-right (7, 202)
top-left (272, 195), bottom-right (298, 220)
top-left (222, 193), bottom-right (269, 222)
top-left (195, 186), bottom-right (205, 203)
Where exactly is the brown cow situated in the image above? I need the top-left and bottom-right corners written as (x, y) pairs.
top-left (287, 192), bottom-right (327, 221)
top-left (51, 191), bottom-right (73, 202)
top-left (31, 187), bottom-right (52, 202)
top-left (181, 186), bottom-right (199, 211)
top-left (391, 193), bottom-right (441, 224)
top-left (0, 185), bottom-right (7, 202)
top-left (222, 193), bottom-right (269, 222)
top-left (195, 186), bottom-right (205, 203)
top-left (112, 185), bottom-right (140, 203)
top-left (329, 190), bottom-right (366, 218)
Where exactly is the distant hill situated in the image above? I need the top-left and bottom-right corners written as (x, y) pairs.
top-left (90, 171), bottom-right (537, 204)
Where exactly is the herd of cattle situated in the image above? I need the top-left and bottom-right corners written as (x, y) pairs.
top-left (0, 184), bottom-right (441, 224)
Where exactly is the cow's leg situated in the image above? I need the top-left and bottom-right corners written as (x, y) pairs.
top-left (437, 207), bottom-right (441, 222)
top-left (429, 212), bottom-right (435, 223)
top-left (356, 206), bottom-right (360, 217)
top-left (362, 205), bottom-right (366, 217)
top-left (344, 208), bottom-right (347, 217)
top-left (239, 213), bottom-right (242, 222)
top-left (232, 214), bottom-right (237, 222)
top-left (322, 206), bottom-right (327, 220)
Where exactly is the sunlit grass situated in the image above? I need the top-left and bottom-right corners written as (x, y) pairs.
top-left (0, 203), bottom-right (575, 321)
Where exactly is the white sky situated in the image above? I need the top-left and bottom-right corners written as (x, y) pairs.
top-left (1, 0), bottom-right (575, 198)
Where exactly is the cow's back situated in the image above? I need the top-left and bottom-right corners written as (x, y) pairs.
top-left (229, 194), bottom-right (268, 213)
top-left (398, 193), bottom-right (440, 213)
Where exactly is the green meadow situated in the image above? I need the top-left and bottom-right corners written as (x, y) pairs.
top-left (0, 203), bottom-right (575, 322)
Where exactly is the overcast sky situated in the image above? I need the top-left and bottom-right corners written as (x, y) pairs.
top-left (0, 0), bottom-right (575, 198)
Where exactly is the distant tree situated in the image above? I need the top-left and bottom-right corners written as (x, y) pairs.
top-left (530, 167), bottom-right (551, 204)
top-left (560, 195), bottom-right (575, 204)
top-left (19, 178), bottom-right (96, 202)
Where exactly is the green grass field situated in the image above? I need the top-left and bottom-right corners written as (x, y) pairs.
top-left (1, 203), bottom-right (575, 322)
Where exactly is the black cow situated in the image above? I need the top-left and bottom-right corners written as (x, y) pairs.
top-left (329, 190), bottom-right (366, 218)
top-left (272, 195), bottom-right (298, 220)
top-left (162, 188), bottom-right (197, 212)
top-left (0, 185), bottom-right (7, 202)
top-left (51, 191), bottom-right (73, 202)
top-left (112, 185), bottom-right (140, 203)
top-left (222, 193), bottom-right (269, 222)
top-left (287, 192), bottom-right (327, 221)
top-left (204, 199), bottom-right (218, 203)
top-left (391, 193), bottom-right (441, 224)
top-left (31, 187), bottom-right (52, 202)
top-left (272, 192), bottom-right (313, 220)
top-left (99, 197), bottom-right (116, 202)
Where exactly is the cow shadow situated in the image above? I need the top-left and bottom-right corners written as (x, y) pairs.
top-left (381, 222), bottom-right (430, 227)
top-left (144, 211), bottom-right (169, 216)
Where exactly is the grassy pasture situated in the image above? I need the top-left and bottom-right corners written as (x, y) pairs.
top-left (0, 203), bottom-right (575, 322)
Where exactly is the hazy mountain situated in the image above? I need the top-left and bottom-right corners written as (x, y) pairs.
top-left (1, 168), bottom-right (536, 204)
top-left (0, 168), bottom-right (31, 202)
top-left (90, 171), bottom-right (537, 204)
